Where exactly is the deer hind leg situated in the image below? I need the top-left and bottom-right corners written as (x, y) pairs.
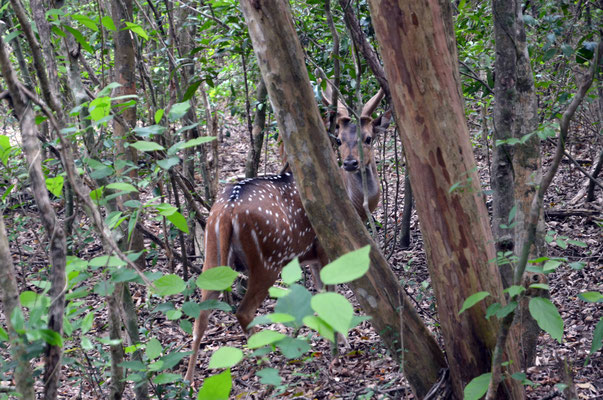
top-left (185, 288), bottom-right (220, 382)
top-left (235, 267), bottom-right (280, 335)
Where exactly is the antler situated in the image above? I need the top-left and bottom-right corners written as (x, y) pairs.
top-left (319, 78), bottom-right (349, 119)
top-left (361, 88), bottom-right (385, 118)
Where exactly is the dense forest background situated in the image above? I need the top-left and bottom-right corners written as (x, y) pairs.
top-left (0, 0), bottom-right (601, 399)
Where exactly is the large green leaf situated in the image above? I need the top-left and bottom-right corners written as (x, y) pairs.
top-left (529, 297), bottom-right (564, 343)
top-left (196, 267), bottom-right (238, 291)
top-left (311, 292), bottom-right (353, 334)
top-left (464, 372), bottom-right (491, 400)
top-left (152, 274), bottom-right (186, 297)
top-left (166, 211), bottom-right (189, 233)
top-left (247, 330), bottom-right (286, 349)
top-left (320, 245), bottom-right (370, 285)
top-left (129, 141), bottom-right (165, 152)
top-left (197, 369), bottom-right (231, 400)
top-left (281, 258), bottom-right (302, 285)
top-left (208, 346), bottom-right (243, 369)
top-left (459, 291), bottom-right (490, 315)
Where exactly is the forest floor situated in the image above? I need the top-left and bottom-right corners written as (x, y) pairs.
top-left (2, 109), bottom-right (602, 399)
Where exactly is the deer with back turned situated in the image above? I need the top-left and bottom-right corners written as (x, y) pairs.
top-left (185, 84), bottom-right (390, 381)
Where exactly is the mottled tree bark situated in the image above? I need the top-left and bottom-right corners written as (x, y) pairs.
top-left (367, 1), bottom-right (523, 398)
top-left (239, 2), bottom-right (447, 397)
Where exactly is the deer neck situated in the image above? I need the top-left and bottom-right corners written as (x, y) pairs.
top-left (342, 161), bottom-right (380, 220)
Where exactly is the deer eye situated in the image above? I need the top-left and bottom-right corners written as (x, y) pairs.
top-left (335, 138), bottom-right (342, 146)
top-left (364, 136), bottom-right (372, 145)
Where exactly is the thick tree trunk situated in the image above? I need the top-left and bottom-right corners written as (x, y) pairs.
top-left (368, 1), bottom-right (523, 398)
top-left (239, 2), bottom-right (447, 398)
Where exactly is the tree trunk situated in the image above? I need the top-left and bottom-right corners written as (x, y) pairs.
top-left (0, 215), bottom-right (35, 400)
top-left (239, 2), bottom-right (447, 398)
top-left (245, 78), bottom-right (268, 178)
top-left (368, 1), bottom-right (524, 398)
top-left (492, 0), bottom-right (544, 369)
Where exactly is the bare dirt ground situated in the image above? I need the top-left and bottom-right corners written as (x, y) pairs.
top-left (2, 108), bottom-right (601, 399)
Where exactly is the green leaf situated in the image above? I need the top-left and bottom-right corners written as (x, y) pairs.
top-left (168, 101), bottom-right (191, 121)
top-left (503, 285), bottom-right (525, 298)
top-left (588, 318), bottom-right (603, 362)
top-left (89, 96), bottom-right (112, 121)
top-left (146, 338), bottom-right (163, 360)
top-left (20, 291), bottom-right (49, 309)
top-left (196, 267), bottom-right (238, 291)
top-left (529, 297), bottom-right (564, 343)
top-left (256, 368), bottom-right (281, 386)
top-left (247, 330), bottom-right (286, 349)
top-left (89, 255), bottom-right (126, 267)
top-left (154, 109), bottom-right (164, 124)
top-left (578, 291), bottom-right (602, 303)
top-left (459, 292), bottom-right (490, 314)
top-left (0, 326), bottom-right (8, 342)
top-left (274, 283), bottom-right (312, 327)
top-left (106, 182), bottom-right (138, 193)
top-left (320, 245), bottom-right (370, 285)
top-left (153, 373), bottom-right (181, 385)
top-left (133, 125), bottom-right (166, 138)
top-left (124, 22), bottom-right (149, 40)
top-left (157, 157), bottom-right (180, 170)
top-left (543, 259), bottom-right (563, 272)
top-left (81, 336), bottom-right (93, 350)
top-left (197, 369), bottom-right (231, 399)
top-left (166, 310), bottom-right (182, 320)
top-left (152, 274), bottom-right (186, 297)
top-left (129, 141), bottom-right (165, 152)
top-left (71, 14), bottom-right (98, 31)
top-left (62, 24), bottom-right (94, 53)
top-left (46, 176), bottom-right (64, 197)
top-left (464, 372), bottom-right (491, 400)
top-left (166, 211), bottom-right (189, 233)
top-left (101, 15), bottom-right (116, 31)
top-left (179, 136), bottom-right (217, 149)
top-left (39, 329), bottom-right (63, 346)
top-left (303, 315), bottom-right (335, 342)
top-left (311, 292), bottom-right (353, 334)
top-left (80, 312), bottom-right (94, 334)
top-left (529, 283), bottom-right (549, 291)
top-left (276, 336), bottom-right (310, 359)
top-left (208, 346), bottom-right (243, 369)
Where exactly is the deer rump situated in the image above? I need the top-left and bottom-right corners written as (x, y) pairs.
top-left (206, 171), bottom-right (320, 277)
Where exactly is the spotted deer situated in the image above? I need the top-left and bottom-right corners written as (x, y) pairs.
top-left (185, 85), bottom-right (390, 381)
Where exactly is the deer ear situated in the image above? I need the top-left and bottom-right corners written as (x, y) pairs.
top-left (372, 109), bottom-right (392, 136)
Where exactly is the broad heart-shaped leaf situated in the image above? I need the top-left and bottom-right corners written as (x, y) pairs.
top-left (208, 346), bottom-right (243, 369)
top-left (196, 267), bottom-right (238, 291)
top-left (464, 372), bottom-right (491, 400)
top-left (303, 315), bottom-right (335, 342)
top-left (197, 369), bottom-right (231, 400)
top-left (166, 211), bottom-right (189, 233)
top-left (145, 338), bottom-right (163, 360)
top-left (311, 292), bottom-right (353, 335)
top-left (256, 368), bottom-right (282, 386)
top-left (281, 258), bottom-right (302, 285)
top-left (152, 274), bottom-right (186, 297)
top-left (320, 245), bottom-right (370, 285)
top-left (276, 336), bottom-right (310, 359)
top-left (274, 284), bottom-right (312, 327)
top-left (459, 291), bottom-right (490, 315)
top-left (129, 140), bottom-right (165, 152)
top-left (46, 176), bottom-right (64, 197)
top-left (529, 297), bottom-right (564, 343)
top-left (247, 330), bottom-right (286, 349)
top-left (168, 101), bottom-right (191, 122)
